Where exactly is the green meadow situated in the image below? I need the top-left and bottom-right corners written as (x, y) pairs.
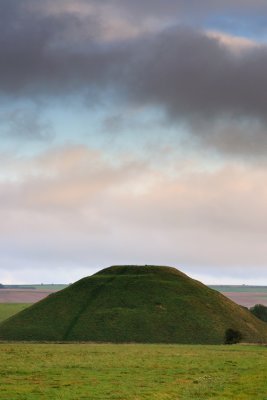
top-left (0, 304), bottom-right (30, 323)
top-left (0, 343), bottom-right (267, 400)
top-left (210, 286), bottom-right (267, 293)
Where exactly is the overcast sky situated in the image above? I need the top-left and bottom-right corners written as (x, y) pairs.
top-left (1, 0), bottom-right (267, 284)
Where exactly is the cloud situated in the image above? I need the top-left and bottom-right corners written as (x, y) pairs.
top-left (1, 145), bottom-right (267, 283)
top-left (206, 31), bottom-right (259, 54)
top-left (0, 2), bottom-right (100, 94)
top-left (43, 0), bottom-right (267, 22)
top-left (1, 1), bottom-right (267, 158)
top-left (125, 28), bottom-right (267, 121)
top-left (0, 108), bottom-right (53, 141)
top-left (189, 117), bottom-right (267, 157)
top-left (36, 0), bottom-right (267, 44)
top-left (1, 2), bottom-right (267, 118)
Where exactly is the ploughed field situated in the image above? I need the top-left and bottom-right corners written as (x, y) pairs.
top-left (0, 289), bottom-right (54, 304)
top-left (0, 285), bottom-right (67, 304)
top-left (211, 286), bottom-right (267, 308)
top-left (221, 292), bottom-right (267, 308)
top-left (0, 343), bottom-right (266, 400)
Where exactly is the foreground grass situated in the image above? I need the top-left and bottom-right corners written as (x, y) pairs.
top-left (0, 343), bottom-right (267, 399)
top-left (0, 304), bottom-right (30, 323)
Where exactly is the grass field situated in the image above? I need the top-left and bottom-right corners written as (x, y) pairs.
top-left (210, 286), bottom-right (267, 293)
top-left (2, 284), bottom-right (68, 290)
top-left (0, 343), bottom-right (266, 399)
top-left (0, 304), bottom-right (30, 323)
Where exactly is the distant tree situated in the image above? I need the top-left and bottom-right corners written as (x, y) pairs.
top-left (250, 304), bottom-right (267, 323)
top-left (224, 328), bottom-right (242, 344)
top-left (0, 283), bottom-right (4, 289)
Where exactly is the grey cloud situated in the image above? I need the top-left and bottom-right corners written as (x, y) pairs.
top-left (127, 28), bottom-right (267, 121)
top-left (0, 108), bottom-right (53, 141)
top-left (76, 0), bottom-right (267, 20)
top-left (122, 28), bottom-right (267, 156)
top-left (2, 1), bottom-right (267, 155)
top-left (0, 0), bottom-right (124, 95)
top-left (1, 1), bottom-right (267, 121)
top-left (1, 2), bottom-right (267, 119)
top-left (188, 118), bottom-right (267, 157)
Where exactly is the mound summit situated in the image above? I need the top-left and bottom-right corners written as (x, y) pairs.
top-left (0, 265), bottom-right (267, 343)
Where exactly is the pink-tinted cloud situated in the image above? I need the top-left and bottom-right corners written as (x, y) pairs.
top-left (1, 145), bottom-right (267, 283)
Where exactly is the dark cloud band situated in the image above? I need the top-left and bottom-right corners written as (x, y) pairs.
top-left (1, 0), bottom-right (267, 154)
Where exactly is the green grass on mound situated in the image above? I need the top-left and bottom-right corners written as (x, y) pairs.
top-left (0, 343), bottom-right (267, 400)
top-left (0, 265), bottom-right (267, 343)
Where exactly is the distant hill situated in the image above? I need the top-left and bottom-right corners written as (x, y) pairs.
top-left (0, 265), bottom-right (267, 343)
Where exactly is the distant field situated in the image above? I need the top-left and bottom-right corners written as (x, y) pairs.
top-left (210, 285), bottom-right (267, 293)
top-left (0, 285), bottom-right (67, 305)
top-left (2, 284), bottom-right (68, 290)
top-left (0, 304), bottom-right (30, 323)
top-left (0, 343), bottom-right (266, 399)
top-left (25, 284), bottom-right (68, 290)
top-left (220, 293), bottom-right (267, 308)
top-left (210, 286), bottom-right (267, 307)
top-left (0, 289), bottom-right (55, 303)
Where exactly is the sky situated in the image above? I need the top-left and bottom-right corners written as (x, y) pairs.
top-left (1, 0), bottom-right (267, 284)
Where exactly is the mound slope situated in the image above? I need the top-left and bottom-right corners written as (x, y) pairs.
top-left (0, 265), bottom-right (267, 343)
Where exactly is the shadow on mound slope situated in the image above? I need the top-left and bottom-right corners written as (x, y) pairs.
top-left (0, 265), bottom-right (267, 344)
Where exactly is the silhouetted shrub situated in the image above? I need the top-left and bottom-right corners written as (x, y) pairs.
top-left (224, 328), bottom-right (242, 344)
top-left (250, 304), bottom-right (267, 323)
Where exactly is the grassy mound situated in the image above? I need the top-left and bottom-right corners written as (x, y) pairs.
top-left (0, 265), bottom-right (267, 343)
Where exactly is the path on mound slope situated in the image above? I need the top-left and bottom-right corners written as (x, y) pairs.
top-left (0, 265), bottom-right (267, 343)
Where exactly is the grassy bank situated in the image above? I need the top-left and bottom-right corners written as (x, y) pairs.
top-left (0, 343), bottom-right (266, 399)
